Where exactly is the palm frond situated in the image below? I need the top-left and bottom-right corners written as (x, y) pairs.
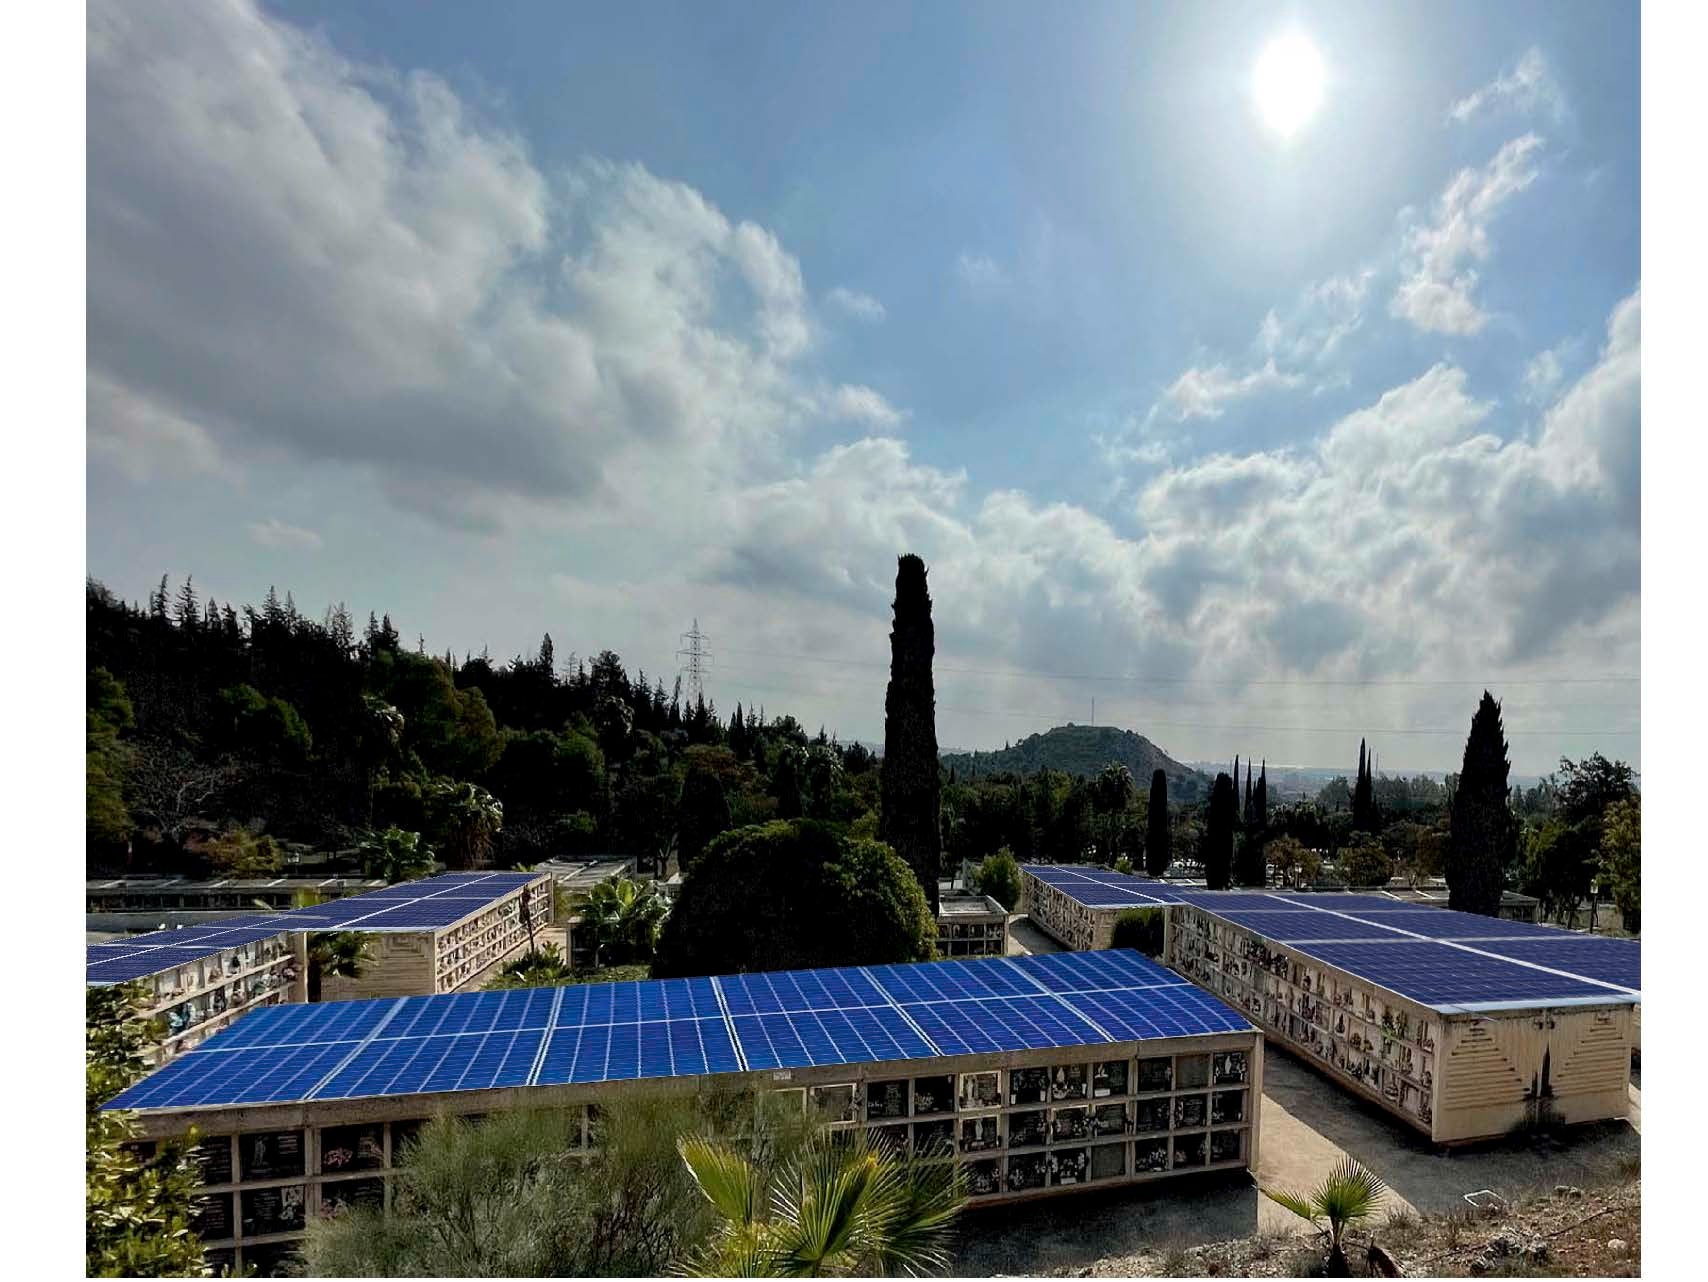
top-left (1261, 1186), bottom-right (1323, 1227)
top-left (679, 1134), bottom-right (767, 1226)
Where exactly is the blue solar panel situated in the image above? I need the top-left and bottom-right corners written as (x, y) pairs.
top-left (1063, 883), bottom-right (1171, 907)
top-left (1171, 891), bottom-right (1298, 911)
top-left (1265, 893), bottom-right (1414, 912)
top-left (1020, 863), bottom-right (1101, 884)
top-left (905, 995), bottom-right (1109, 1055)
top-left (1211, 910), bottom-right (1413, 942)
top-left (1476, 937), bottom-right (1640, 992)
top-left (717, 968), bottom-right (889, 1016)
top-left (1342, 910), bottom-right (1572, 941)
top-left (1292, 940), bottom-right (1626, 1007)
top-left (105, 950), bottom-right (1255, 1112)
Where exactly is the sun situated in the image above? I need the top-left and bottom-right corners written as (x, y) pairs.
top-left (1253, 32), bottom-right (1325, 138)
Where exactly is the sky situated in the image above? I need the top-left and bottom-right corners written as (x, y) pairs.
top-left (85, 0), bottom-right (1641, 776)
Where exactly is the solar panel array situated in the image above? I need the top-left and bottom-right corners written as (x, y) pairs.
top-left (1021, 864), bottom-right (1641, 1011)
top-left (105, 948), bottom-right (1252, 1112)
top-left (86, 872), bottom-right (548, 986)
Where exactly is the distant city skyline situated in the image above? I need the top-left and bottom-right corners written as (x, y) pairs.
top-left (87, 1), bottom-right (1639, 775)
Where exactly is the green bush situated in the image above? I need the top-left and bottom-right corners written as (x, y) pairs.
top-left (1110, 907), bottom-right (1165, 957)
top-left (652, 820), bottom-right (934, 977)
top-left (973, 847), bottom-right (1022, 911)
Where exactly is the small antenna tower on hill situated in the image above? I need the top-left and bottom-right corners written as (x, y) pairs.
top-left (677, 618), bottom-right (712, 705)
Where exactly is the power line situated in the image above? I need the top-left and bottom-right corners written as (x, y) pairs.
top-left (676, 618), bottom-right (712, 706)
top-left (718, 644), bottom-right (1639, 689)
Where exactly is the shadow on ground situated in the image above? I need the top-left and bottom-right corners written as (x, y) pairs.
top-left (947, 1171), bottom-right (1260, 1277)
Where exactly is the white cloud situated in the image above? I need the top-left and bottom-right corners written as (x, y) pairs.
top-left (955, 252), bottom-right (1009, 292)
top-left (247, 518), bottom-right (324, 550)
top-left (1449, 48), bottom-right (1566, 124)
top-left (1390, 134), bottom-right (1544, 335)
top-left (1521, 343), bottom-right (1569, 405)
top-left (824, 384), bottom-right (908, 428)
top-left (86, 0), bottom-right (861, 529)
top-left (1161, 359), bottom-right (1303, 421)
top-left (825, 286), bottom-right (886, 322)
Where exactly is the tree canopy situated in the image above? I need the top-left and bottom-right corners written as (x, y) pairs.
top-left (880, 555), bottom-right (942, 911)
top-left (653, 821), bottom-right (935, 978)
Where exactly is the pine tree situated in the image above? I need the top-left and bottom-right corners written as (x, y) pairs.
top-left (1144, 769), bottom-right (1171, 876)
top-left (879, 554), bottom-right (942, 911)
top-left (173, 576), bottom-right (199, 632)
top-left (1448, 692), bottom-right (1515, 916)
top-left (538, 633), bottom-right (555, 682)
top-left (1205, 773), bottom-right (1236, 890)
top-left (149, 574), bottom-right (170, 621)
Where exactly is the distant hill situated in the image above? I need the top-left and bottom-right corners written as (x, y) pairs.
top-left (941, 725), bottom-right (1212, 801)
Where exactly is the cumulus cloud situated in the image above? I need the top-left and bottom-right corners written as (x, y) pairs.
top-left (247, 518), bottom-right (324, 550)
top-left (823, 384), bottom-right (908, 428)
top-left (86, 0), bottom-right (876, 528)
top-left (825, 286), bottom-right (886, 322)
top-left (1448, 48), bottom-right (1566, 125)
top-left (1521, 343), bottom-right (1569, 405)
top-left (1390, 134), bottom-right (1544, 335)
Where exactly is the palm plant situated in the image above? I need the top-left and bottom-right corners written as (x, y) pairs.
top-left (677, 1129), bottom-right (964, 1277)
top-left (306, 932), bottom-right (370, 1002)
top-left (1261, 1157), bottom-right (1389, 1277)
top-left (356, 827), bottom-right (436, 883)
top-left (576, 876), bottom-right (669, 968)
top-left (427, 780), bottom-right (503, 870)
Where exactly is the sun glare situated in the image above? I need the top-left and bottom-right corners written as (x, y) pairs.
top-left (1253, 32), bottom-right (1325, 138)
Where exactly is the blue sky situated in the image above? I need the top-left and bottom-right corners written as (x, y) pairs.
top-left (86, 0), bottom-right (1640, 774)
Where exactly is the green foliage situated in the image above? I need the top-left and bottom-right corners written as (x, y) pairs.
top-left (880, 554), bottom-right (942, 910)
top-left (679, 763), bottom-right (734, 874)
top-left (575, 875), bottom-right (670, 967)
top-left (307, 931), bottom-right (369, 1002)
top-left (215, 683), bottom-right (313, 762)
top-left (424, 778), bottom-right (503, 870)
top-left (1233, 830), bottom-right (1267, 888)
top-left (487, 728), bottom-right (606, 821)
top-left (1521, 819), bottom-right (1598, 924)
top-left (654, 821), bottom-right (935, 978)
top-left (88, 667), bottom-right (137, 851)
top-left (940, 724), bottom-right (1209, 802)
top-left (1448, 692), bottom-right (1516, 916)
top-left (1599, 797), bottom-right (1639, 933)
top-left (87, 985), bottom-right (210, 1277)
top-left (307, 1096), bottom-right (805, 1278)
top-left (357, 826), bottom-right (437, 882)
top-left (1110, 907), bottom-right (1165, 957)
top-left (1336, 834), bottom-right (1392, 888)
top-left (1264, 835), bottom-right (1319, 889)
top-left (678, 1127), bottom-right (965, 1277)
top-left (1555, 753), bottom-right (1637, 828)
top-left (485, 943), bottom-right (576, 990)
top-left (1204, 773), bottom-right (1236, 889)
top-left (1144, 769), bottom-right (1171, 876)
top-left (1262, 1158), bottom-right (1388, 1276)
top-left (202, 824), bottom-right (285, 877)
top-left (972, 847), bottom-right (1022, 911)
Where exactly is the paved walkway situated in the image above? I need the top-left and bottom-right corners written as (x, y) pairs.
top-left (950, 1044), bottom-right (1640, 1275)
top-left (1006, 915), bottom-right (1065, 957)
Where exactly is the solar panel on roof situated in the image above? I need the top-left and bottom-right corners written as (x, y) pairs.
top-left (1211, 910), bottom-right (1413, 943)
top-left (104, 950), bottom-right (1253, 1112)
top-left (1291, 940), bottom-right (1626, 1007)
top-left (1476, 937), bottom-right (1640, 992)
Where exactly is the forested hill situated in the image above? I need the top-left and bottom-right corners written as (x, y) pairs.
top-left (941, 725), bottom-right (1212, 800)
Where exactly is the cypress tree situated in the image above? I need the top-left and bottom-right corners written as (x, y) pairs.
top-left (1144, 770), bottom-right (1171, 876)
top-left (1205, 773), bottom-right (1236, 890)
top-left (879, 554), bottom-right (942, 912)
top-left (1255, 761), bottom-right (1268, 831)
top-left (1448, 692), bottom-right (1515, 917)
top-left (1352, 738), bottom-right (1376, 831)
top-left (677, 764), bottom-right (733, 874)
top-left (1243, 760), bottom-right (1253, 826)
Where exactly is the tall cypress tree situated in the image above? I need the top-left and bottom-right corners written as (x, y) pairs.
top-left (879, 554), bottom-right (941, 911)
top-left (1448, 692), bottom-right (1515, 917)
top-left (1255, 761), bottom-right (1268, 831)
top-left (1205, 773), bottom-right (1236, 890)
top-left (1352, 738), bottom-right (1376, 831)
top-left (1144, 769), bottom-right (1171, 876)
top-left (1243, 760), bottom-right (1253, 826)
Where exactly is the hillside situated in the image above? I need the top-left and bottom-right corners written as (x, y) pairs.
top-left (941, 724), bottom-right (1212, 801)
